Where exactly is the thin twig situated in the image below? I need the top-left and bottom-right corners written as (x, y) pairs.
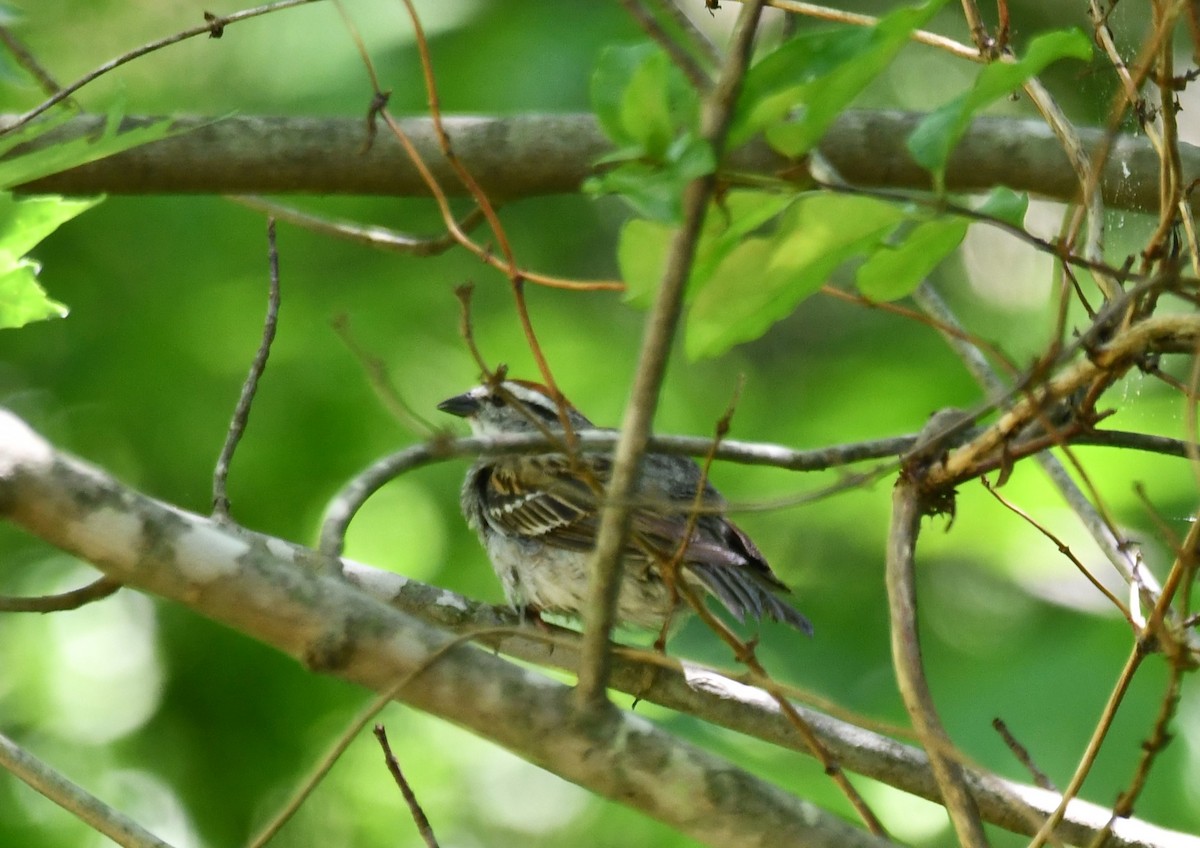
top-left (0, 731), bottom-right (175, 848)
top-left (992, 718), bottom-right (1056, 792)
top-left (1026, 643), bottom-right (1147, 848)
top-left (575, 0), bottom-right (769, 713)
top-left (229, 195), bottom-right (485, 257)
top-left (316, 424), bottom-right (1200, 560)
top-left (1, 0), bottom-right (325, 135)
top-left (245, 627), bottom-right (495, 848)
top-left (0, 576), bottom-right (121, 613)
top-left (980, 477), bottom-right (1131, 620)
top-left (0, 25), bottom-right (69, 100)
top-left (619, 0), bottom-right (713, 91)
top-left (330, 314), bottom-right (436, 437)
top-left (373, 725), bottom-right (441, 848)
top-left (212, 219), bottom-right (281, 519)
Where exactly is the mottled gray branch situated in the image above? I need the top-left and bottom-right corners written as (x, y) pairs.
top-left (5, 111), bottom-right (1196, 212)
top-left (0, 409), bottom-right (889, 848)
top-left (0, 408), bottom-right (1195, 848)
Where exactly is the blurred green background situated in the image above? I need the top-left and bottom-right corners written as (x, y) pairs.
top-left (1, 0), bottom-right (1198, 846)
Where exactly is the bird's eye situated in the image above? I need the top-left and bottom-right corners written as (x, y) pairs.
top-left (485, 394), bottom-right (504, 407)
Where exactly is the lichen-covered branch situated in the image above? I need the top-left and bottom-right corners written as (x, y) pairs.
top-left (0, 409), bottom-right (889, 848)
top-left (0, 409), bottom-right (1196, 848)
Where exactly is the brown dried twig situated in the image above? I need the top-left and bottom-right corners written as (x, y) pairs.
top-left (373, 725), bottom-right (440, 848)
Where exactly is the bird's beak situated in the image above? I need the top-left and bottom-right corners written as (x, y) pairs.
top-left (437, 392), bottom-right (480, 418)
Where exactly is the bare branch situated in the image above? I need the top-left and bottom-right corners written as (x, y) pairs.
top-left (8, 112), bottom-right (1197, 214)
top-left (0, 730), bottom-right (176, 848)
top-left (212, 218), bottom-right (281, 520)
top-left (577, 0), bottom-right (769, 710)
top-left (887, 476), bottom-right (989, 848)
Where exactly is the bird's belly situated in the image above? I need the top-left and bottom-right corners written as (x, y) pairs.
top-left (483, 534), bottom-right (677, 628)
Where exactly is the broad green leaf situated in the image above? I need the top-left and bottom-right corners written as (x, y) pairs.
top-left (975, 185), bottom-right (1028, 227)
top-left (908, 29), bottom-right (1091, 184)
top-left (854, 186), bottom-right (1029, 300)
top-left (592, 43), bottom-right (660, 145)
top-left (689, 190), bottom-right (794, 285)
top-left (585, 134), bottom-right (713, 223)
top-left (616, 190), bottom-right (794, 305)
top-left (591, 43), bottom-right (698, 157)
top-left (621, 51), bottom-right (678, 157)
top-left (733, 0), bottom-right (948, 153)
top-left (856, 218), bottom-right (967, 300)
top-left (0, 192), bottom-right (100, 329)
top-left (618, 218), bottom-right (674, 306)
top-left (687, 193), bottom-right (905, 358)
top-left (0, 192), bottom-right (101, 260)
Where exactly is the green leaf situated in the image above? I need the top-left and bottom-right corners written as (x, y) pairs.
top-left (591, 43), bottom-right (698, 156)
top-left (687, 193), bottom-right (905, 358)
top-left (733, 0), bottom-right (948, 153)
top-left (585, 135), bottom-right (713, 223)
top-left (975, 185), bottom-right (1028, 227)
top-left (0, 261), bottom-right (69, 328)
top-left (854, 187), bottom-right (1029, 301)
top-left (592, 43), bottom-right (660, 145)
top-left (0, 192), bottom-right (100, 329)
top-left (907, 29), bottom-right (1092, 184)
top-left (616, 190), bottom-right (794, 305)
top-left (856, 218), bottom-right (967, 300)
top-left (618, 217), bottom-right (675, 307)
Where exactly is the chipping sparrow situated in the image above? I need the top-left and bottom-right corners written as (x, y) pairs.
top-left (438, 380), bottom-right (812, 634)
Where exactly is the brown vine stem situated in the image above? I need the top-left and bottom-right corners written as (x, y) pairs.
top-left (887, 476), bottom-right (989, 848)
top-left (619, 0), bottom-right (713, 91)
top-left (1026, 643), bottom-right (1146, 848)
top-left (761, 0), bottom-right (980, 61)
top-left (574, 0), bottom-right (768, 714)
top-left (1031, 511), bottom-right (1200, 848)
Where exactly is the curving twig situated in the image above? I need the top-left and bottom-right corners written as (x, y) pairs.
top-left (0, 576), bottom-right (121, 613)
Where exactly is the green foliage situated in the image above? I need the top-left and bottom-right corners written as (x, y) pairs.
top-left (907, 29), bottom-right (1092, 187)
top-left (855, 187), bottom-right (1029, 301)
top-left (687, 193), bottom-right (905, 357)
top-left (0, 107), bottom-right (173, 329)
top-left (733, 0), bottom-right (948, 155)
top-left (586, 44), bottom-right (712, 222)
top-left (0, 193), bottom-right (97, 327)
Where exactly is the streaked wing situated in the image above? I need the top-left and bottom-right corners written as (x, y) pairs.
top-left (479, 458), bottom-right (601, 550)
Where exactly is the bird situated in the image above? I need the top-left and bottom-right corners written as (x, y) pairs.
top-left (438, 379), bottom-right (812, 635)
